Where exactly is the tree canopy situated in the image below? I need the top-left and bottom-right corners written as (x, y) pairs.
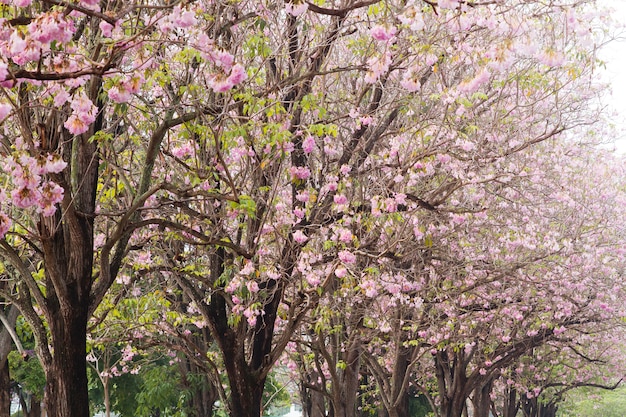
top-left (0, 1), bottom-right (624, 417)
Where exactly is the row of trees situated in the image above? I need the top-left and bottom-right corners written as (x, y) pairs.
top-left (0, 0), bottom-right (624, 416)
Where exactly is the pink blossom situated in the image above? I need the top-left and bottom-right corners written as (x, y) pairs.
top-left (401, 69), bottom-right (421, 92)
top-left (79, 0), bottom-right (100, 10)
top-left (108, 85), bottom-right (132, 103)
top-left (176, 10), bottom-right (197, 27)
top-left (459, 68), bottom-right (490, 93)
top-left (438, 0), bottom-right (460, 9)
top-left (338, 250), bottom-right (356, 264)
top-left (99, 21), bottom-right (114, 37)
top-left (9, 31), bottom-right (27, 57)
top-left (227, 64), bottom-right (247, 86)
top-left (370, 25), bottom-right (397, 41)
top-left (335, 266), bottom-right (347, 278)
top-left (0, 213), bottom-right (11, 238)
top-left (70, 93), bottom-right (97, 124)
top-left (364, 52), bottom-right (392, 84)
top-left (361, 280), bottom-right (378, 298)
top-left (29, 12), bottom-right (74, 44)
top-left (290, 166), bottom-right (311, 180)
top-left (11, 187), bottom-right (40, 209)
top-left (293, 230), bottom-right (308, 244)
top-left (214, 51), bottom-right (234, 70)
top-left (538, 50), bottom-right (565, 67)
top-left (64, 114), bottom-right (89, 135)
top-left (0, 62), bottom-right (7, 82)
top-left (296, 190), bottom-right (310, 202)
top-left (285, 2), bottom-right (308, 16)
top-left (293, 208), bottom-right (305, 219)
top-left (337, 228), bottom-right (353, 243)
top-left (0, 103), bottom-right (10, 121)
top-left (394, 193), bottom-right (407, 205)
top-left (302, 135), bottom-right (316, 153)
top-left (209, 75), bottom-right (234, 93)
top-left (54, 89), bottom-right (70, 107)
top-left (399, 8), bottom-right (425, 31)
top-left (246, 281), bottom-right (259, 293)
top-left (333, 194), bottom-right (348, 205)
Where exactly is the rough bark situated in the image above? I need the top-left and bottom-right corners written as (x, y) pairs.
top-left (0, 306), bottom-right (18, 417)
top-left (301, 370), bottom-right (326, 417)
top-left (43, 302), bottom-right (90, 417)
top-left (471, 380), bottom-right (493, 417)
top-left (502, 387), bottom-right (520, 417)
top-left (0, 359), bottom-right (9, 417)
top-left (331, 342), bottom-right (361, 417)
top-left (434, 350), bottom-right (470, 417)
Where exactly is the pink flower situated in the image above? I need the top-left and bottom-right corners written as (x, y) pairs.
top-left (176, 10), bottom-right (197, 28)
top-left (333, 194), bottom-right (348, 205)
top-left (290, 166), bottom-right (311, 180)
top-left (0, 103), bottom-right (10, 121)
top-left (214, 51), bottom-right (234, 70)
top-left (458, 68), bottom-right (490, 93)
top-left (293, 230), bottom-right (308, 244)
top-left (400, 70), bottom-right (421, 92)
top-left (99, 21), bottom-right (114, 37)
top-left (0, 213), bottom-right (11, 238)
top-left (108, 85), bottom-right (132, 103)
top-left (246, 281), bottom-right (259, 293)
top-left (361, 280), bottom-right (378, 297)
top-left (64, 114), bottom-right (89, 135)
top-left (54, 89), bottom-right (70, 107)
top-left (285, 2), bottom-right (308, 16)
top-left (370, 25), bottom-right (397, 41)
top-left (79, 0), bottom-right (100, 10)
top-left (227, 64), bottom-right (247, 86)
top-left (209, 75), bottom-right (233, 93)
top-left (293, 208), bottom-right (305, 219)
top-left (71, 94), bottom-right (96, 118)
top-left (0, 62), bottom-right (7, 82)
top-left (11, 187), bottom-right (41, 209)
top-left (338, 250), bottom-right (356, 264)
top-left (338, 228), bottom-right (353, 243)
top-left (335, 266), bottom-right (347, 278)
top-left (9, 31), bottom-right (27, 57)
top-left (302, 135), bottom-right (316, 153)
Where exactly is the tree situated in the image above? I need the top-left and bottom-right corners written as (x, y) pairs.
top-left (0, 1), bottom-right (622, 417)
top-left (0, 1), bottom-right (245, 416)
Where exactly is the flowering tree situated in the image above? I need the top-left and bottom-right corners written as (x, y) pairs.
top-left (0, 1), bottom-right (623, 417)
top-left (0, 1), bottom-right (246, 416)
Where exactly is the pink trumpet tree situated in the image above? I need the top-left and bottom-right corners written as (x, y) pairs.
top-left (0, 1), bottom-right (622, 417)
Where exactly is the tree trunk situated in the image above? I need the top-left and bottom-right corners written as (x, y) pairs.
top-left (302, 370), bottom-right (326, 417)
top-left (434, 351), bottom-right (469, 417)
top-left (472, 381), bottom-right (493, 417)
top-left (0, 358), bottom-right (9, 417)
top-left (225, 361), bottom-right (264, 417)
top-left (331, 343), bottom-right (360, 417)
top-left (43, 304), bottom-right (90, 417)
top-left (103, 376), bottom-right (111, 417)
top-left (502, 387), bottom-right (519, 417)
top-left (385, 346), bottom-right (410, 417)
top-left (0, 305), bottom-right (19, 417)
top-left (539, 402), bottom-right (558, 417)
